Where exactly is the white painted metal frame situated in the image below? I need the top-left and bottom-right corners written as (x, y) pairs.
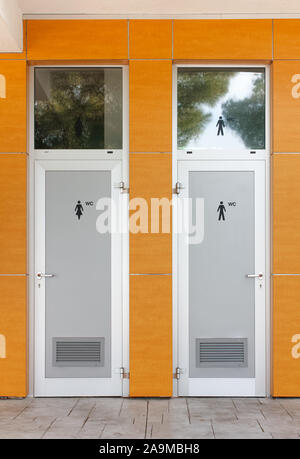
top-left (177, 160), bottom-right (266, 397)
top-left (29, 65), bottom-right (129, 162)
top-left (172, 63), bottom-right (271, 397)
top-left (173, 64), bottom-right (270, 161)
top-left (28, 65), bottom-right (129, 397)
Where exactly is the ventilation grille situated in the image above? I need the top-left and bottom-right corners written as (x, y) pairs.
top-left (53, 338), bottom-right (104, 367)
top-left (196, 338), bottom-right (248, 368)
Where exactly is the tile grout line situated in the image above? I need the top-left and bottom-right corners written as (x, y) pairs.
top-left (41, 417), bottom-right (57, 439)
top-left (26, 20), bottom-right (28, 61)
top-left (98, 423), bottom-right (106, 439)
top-left (83, 403), bottom-right (97, 427)
top-left (75, 403), bottom-right (97, 438)
top-left (172, 19), bottom-right (174, 60)
top-left (118, 398), bottom-right (125, 417)
top-left (272, 19), bottom-right (274, 61)
top-left (129, 58), bottom-right (172, 61)
top-left (127, 19), bottom-right (130, 60)
top-left (12, 397), bottom-right (34, 420)
top-left (144, 400), bottom-right (149, 439)
top-left (88, 403), bottom-right (96, 420)
top-left (67, 399), bottom-right (79, 417)
top-left (231, 398), bottom-right (238, 418)
top-left (150, 424), bottom-right (153, 438)
top-left (256, 419), bottom-right (265, 433)
top-left (259, 408), bottom-right (267, 420)
top-left (278, 400), bottom-right (293, 420)
top-left (130, 273), bottom-right (172, 276)
top-left (185, 398), bottom-right (191, 424)
top-left (210, 420), bottom-right (216, 439)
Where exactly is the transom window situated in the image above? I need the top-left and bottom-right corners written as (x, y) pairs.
top-left (177, 67), bottom-right (266, 151)
top-left (34, 67), bottom-right (123, 150)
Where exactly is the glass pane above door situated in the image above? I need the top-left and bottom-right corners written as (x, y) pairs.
top-left (177, 68), bottom-right (265, 151)
top-left (34, 68), bottom-right (123, 150)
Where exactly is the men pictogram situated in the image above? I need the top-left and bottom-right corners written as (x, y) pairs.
top-left (217, 201), bottom-right (226, 221)
top-left (216, 116), bottom-right (225, 136)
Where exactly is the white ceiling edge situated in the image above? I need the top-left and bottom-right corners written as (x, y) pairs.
top-left (22, 13), bottom-right (300, 19)
top-left (16, 0), bottom-right (300, 15)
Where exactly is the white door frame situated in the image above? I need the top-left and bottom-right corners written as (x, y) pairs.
top-left (35, 160), bottom-right (125, 397)
top-left (172, 63), bottom-right (271, 397)
top-left (177, 160), bottom-right (266, 397)
top-left (28, 65), bottom-right (129, 397)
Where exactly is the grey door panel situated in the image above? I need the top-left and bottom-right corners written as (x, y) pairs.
top-left (189, 171), bottom-right (255, 378)
top-left (45, 171), bottom-right (111, 378)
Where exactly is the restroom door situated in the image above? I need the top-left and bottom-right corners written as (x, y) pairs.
top-left (34, 160), bottom-right (124, 396)
top-left (177, 160), bottom-right (266, 396)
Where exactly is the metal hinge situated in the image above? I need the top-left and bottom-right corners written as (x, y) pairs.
top-left (115, 181), bottom-right (130, 194)
top-left (120, 367), bottom-right (130, 379)
top-left (173, 182), bottom-right (184, 195)
top-left (174, 367), bottom-right (183, 380)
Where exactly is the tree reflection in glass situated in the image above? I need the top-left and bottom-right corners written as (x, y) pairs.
top-left (34, 68), bottom-right (123, 150)
top-left (177, 68), bottom-right (265, 151)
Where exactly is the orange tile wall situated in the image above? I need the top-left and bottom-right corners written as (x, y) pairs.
top-left (129, 20), bottom-right (173, 395)
top-left (173, 20), bottom-right (272, 60)
top-left (0, 42), bottom-right (27, 397)
top-left (1, 18), bottom-right (300, 398)
top-left (273, 20), bottom-right (300, 396)
top-left (27, 20), bottom-right (128, 61)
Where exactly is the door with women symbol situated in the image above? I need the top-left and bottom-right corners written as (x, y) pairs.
top-left (32, 65), bottom-right (129, 397)
top-left (34, 160), bottom-right (125, 397)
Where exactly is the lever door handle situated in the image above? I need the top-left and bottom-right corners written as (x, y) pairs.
top-left (36, 272), bottom-right (55, 279)
top-left (246, 272), bottom-right (263, 280)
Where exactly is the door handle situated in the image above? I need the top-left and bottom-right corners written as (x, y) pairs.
top-left (36, 272), bottom-right (55, 280)
top-left (246, 272), bottom-right (263, 280)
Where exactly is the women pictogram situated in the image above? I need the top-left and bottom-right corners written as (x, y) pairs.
top-left (75, 200), bottom-right (84, 220)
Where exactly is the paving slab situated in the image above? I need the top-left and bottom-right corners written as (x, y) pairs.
top-left (0, 397), bottom-right (299, 439)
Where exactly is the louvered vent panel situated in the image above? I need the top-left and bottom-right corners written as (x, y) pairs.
top-left (196, 338), bottom-right (247, 368)
top-left (53, 338), bottom-right (104, 367)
